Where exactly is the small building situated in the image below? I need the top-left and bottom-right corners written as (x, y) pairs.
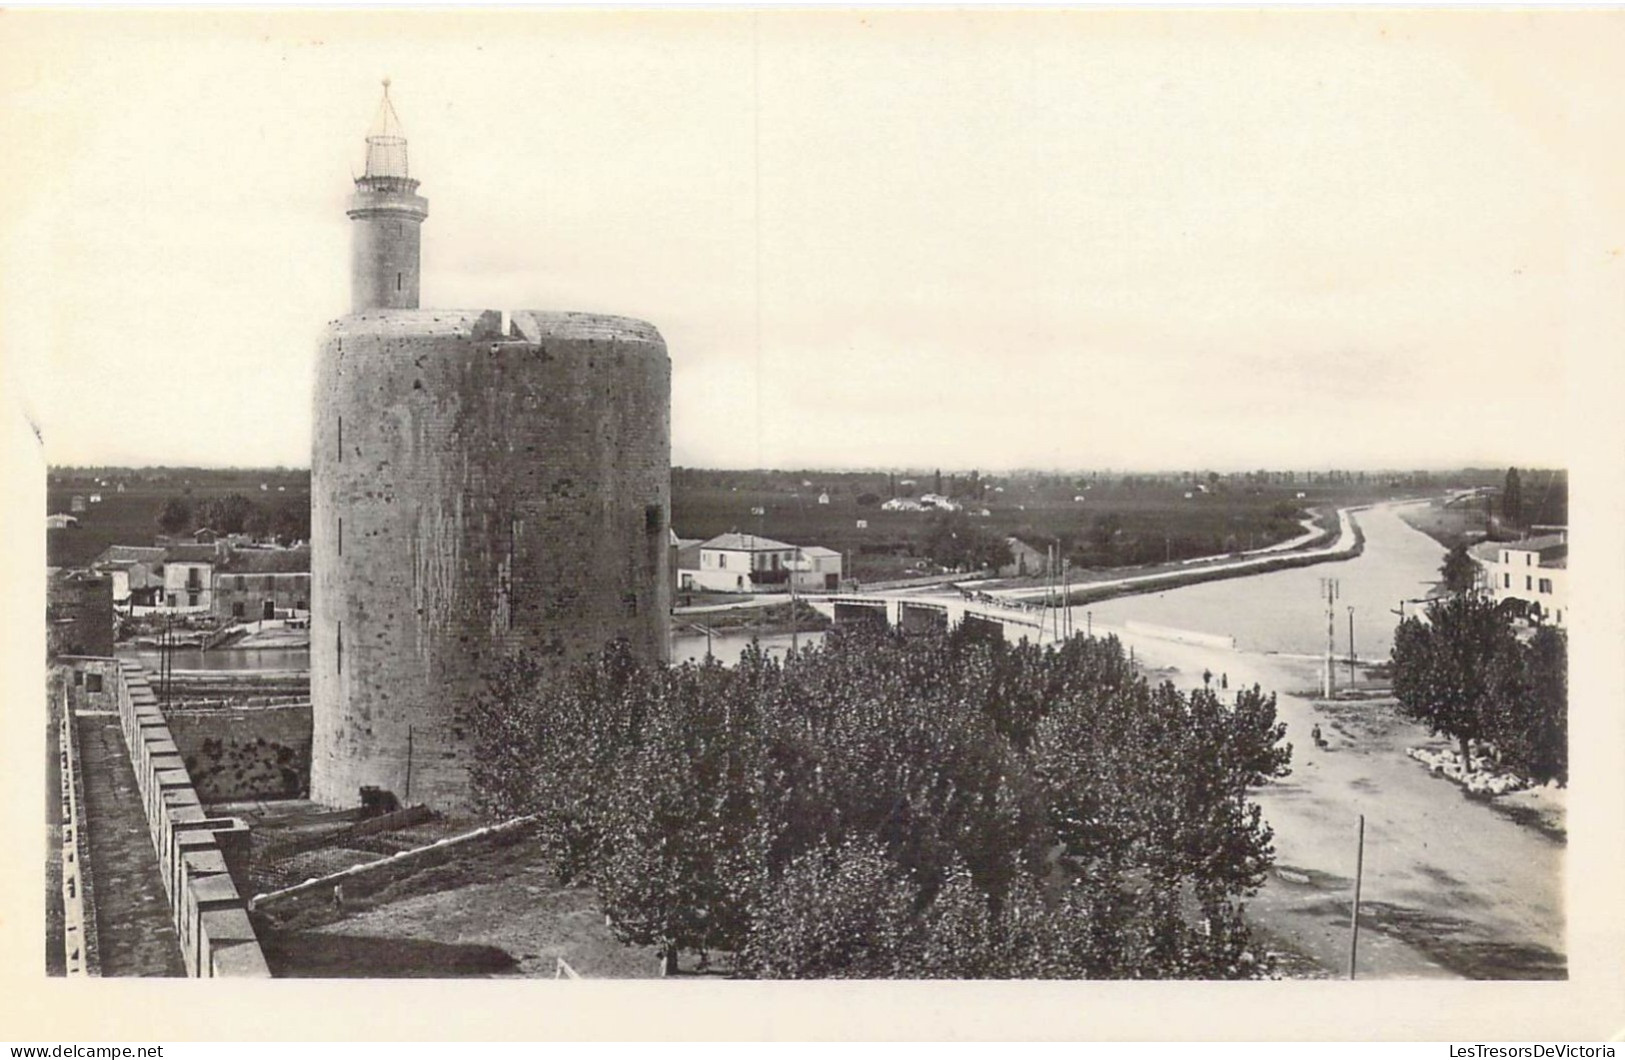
top-left (1000, 537), bottom-right (1050, 578)
top-left (194, 527), bottom-right (220, 543)
top-left (89, 493), bottom-right (103, 504)
top-left (817, 492), bottom-right (831, 506)
top-left (882, 497), bottom-right (925, 512)
top-left (70, 495), bottom-right (87, 513)
top-left (212, 545), bottom-right (312, 620)
top-left (163, 560), bottom-right (215, 611)
top-left (46, 513), bottom-right (79, 530)
top-left (686, 533), bottom-right (798, 593)
top-left (790, 546), bottom-right (843, 592)
top-left (92, 545), bottom-right (169, 608)
top-left (47, 569), bottom-right (114, 658)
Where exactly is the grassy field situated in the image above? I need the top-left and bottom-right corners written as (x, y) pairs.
top-left (46, 467), bottom-right (309, 568)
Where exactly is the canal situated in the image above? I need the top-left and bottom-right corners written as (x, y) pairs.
top-left (1072, 502), bottom-right (1443, 660)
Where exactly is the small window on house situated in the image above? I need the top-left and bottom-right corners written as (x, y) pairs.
top-left (719, 554), bottom-right (727, 569)
top-left (1539, 579), bottom-right (1552, 594)
top-left (188, 591), bottom-right (199, 606)
top-left (85, 673), bottom-right (103, 694)
top-left (236, 575), bottom-right (245, 590)
top-left (1526, 554), bottom-right (1532, 566)
top-left (73, 671), bottom-right (84, 687)
top-left (1502, 574), bottom-right (1510, 589)
top-left (1525, 576), bottom-right (1532, 591)
top-left (645, 504), bottom-right (663, 535)
top-left (233, 602), bottom-right (245, 618)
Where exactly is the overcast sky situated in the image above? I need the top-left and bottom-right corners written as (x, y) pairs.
top-left (3, 10), bottom-right (1621, 472)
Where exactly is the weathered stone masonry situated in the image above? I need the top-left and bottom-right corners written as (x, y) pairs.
top-left (311, 310), bottom-right (671, 810)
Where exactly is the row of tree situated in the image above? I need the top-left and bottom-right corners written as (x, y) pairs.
top-left (469, 627), bottom-right (1292, 978)
top-left (156, 493), bottom-right (309, 545)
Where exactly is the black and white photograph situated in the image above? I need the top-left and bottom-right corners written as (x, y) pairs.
top-left (4, 6), bottom-right (1623, 1042)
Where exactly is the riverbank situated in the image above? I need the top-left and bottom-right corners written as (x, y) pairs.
top-left (674, 599), bottom-right (831, 638)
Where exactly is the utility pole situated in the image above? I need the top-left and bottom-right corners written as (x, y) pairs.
top-left (1319, 577), bottom-right (1339, 698)
top-left (1348, 813), bottom-right (1366, 979)
top-left (1347, 605), bottom-right (1357, 686)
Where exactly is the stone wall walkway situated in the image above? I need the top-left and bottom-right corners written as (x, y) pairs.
top-left (75, 713), bottom-right (186, 977)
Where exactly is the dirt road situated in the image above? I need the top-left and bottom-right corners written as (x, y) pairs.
top-left (1102, 623), bottom-right (1565, 980)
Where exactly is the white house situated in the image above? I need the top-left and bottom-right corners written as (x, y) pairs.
top-left (1472, 532), bottom-right (1568, 627)
top-left (817, 492), bottom-right (831, 506)
top-left (46, 513), bottom-right (79, 530)
top-left (687, 533), bottom-right (799, 593)
top-left (163, 560), bottom-right (216, 611)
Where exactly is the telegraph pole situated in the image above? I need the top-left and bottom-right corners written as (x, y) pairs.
top-left (1319, 577), bottom-right (1339, 698)
top-left (1347, 605), bottom-right (1357, 686)
top-left (1348, 813), bottom-right (1366, 979)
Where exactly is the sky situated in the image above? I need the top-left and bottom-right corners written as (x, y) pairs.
top-left (2, 9), bottom-right (1622, 473)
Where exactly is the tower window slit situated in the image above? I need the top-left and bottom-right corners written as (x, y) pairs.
top-left (337, 621), bottom-right (343, 675)
top-left (339, 517), bottom-right (343, 556)
top-left (397, 272), bottom-right (402, 291)
top-left (338, 416), bottom-right (343, 463)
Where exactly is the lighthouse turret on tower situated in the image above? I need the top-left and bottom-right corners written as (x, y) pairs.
top-left (347, 80), bottom-right (429, 312)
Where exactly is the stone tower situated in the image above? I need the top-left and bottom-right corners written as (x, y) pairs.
top-left (311, 85), bottom-right (672, 812)
top-left (347, 80), bottom-right (429, 312)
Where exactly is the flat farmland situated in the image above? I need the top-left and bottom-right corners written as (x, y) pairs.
top-left (672, 469), bottom-right (1424, 581)
top-left (46, 469), bottom-right (309, 568)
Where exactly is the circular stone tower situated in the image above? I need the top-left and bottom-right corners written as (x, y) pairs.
top-left (311, 87), bottom-right (671, 812)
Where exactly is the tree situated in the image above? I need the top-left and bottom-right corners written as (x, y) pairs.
top-left (198, 493), bottom-right (258, 535)
top-left (268, 499), bottom-right (310, 546)
top-left (1439, 543), bottom-right (1478, 595)
top-left (476, 627), bottom-right (1293, 978)
top-left (156, 497), bottom-right (192, 535)
top-left (1502, 467), bottom-right (1523, 526)
top-left (1489, 626), bottom-right (1567, 785)
top-left (1390, 593), bottom-right (1522, 769)
top-left (856, 492), bottom-right (880, 508)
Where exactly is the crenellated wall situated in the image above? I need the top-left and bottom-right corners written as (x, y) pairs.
top-left (112, 661), bottom-right (270, 978)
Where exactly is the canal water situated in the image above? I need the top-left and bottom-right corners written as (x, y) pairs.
top-left (670, 629), bottom-right (826, 667)
top-left (1073, 503), bottom-right (1443, 660)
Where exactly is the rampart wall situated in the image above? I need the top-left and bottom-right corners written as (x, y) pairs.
top-left (112, 660), bottom-right (271, 977)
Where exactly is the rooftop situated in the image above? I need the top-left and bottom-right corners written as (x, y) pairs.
top-left (701, 533), bottom-right (796, 552)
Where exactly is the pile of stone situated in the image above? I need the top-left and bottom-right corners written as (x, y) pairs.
top-left (1405, 746), bottom-right (1528, 797)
